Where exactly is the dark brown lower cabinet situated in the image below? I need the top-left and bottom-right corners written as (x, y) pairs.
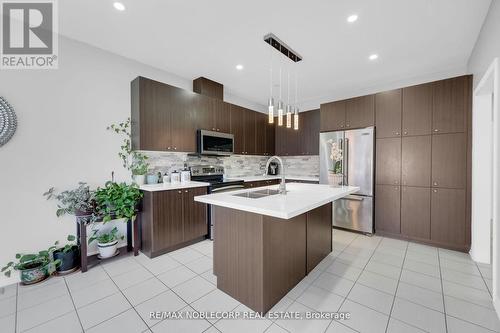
top-left (306, 204), bottom-right (332, 273)
top-left (375, 185), bottom-right (401, 235)
top-left (141, 187), bottom-right (208, 258)
top-left (401, 187), bottom-right (431, 239)
top-left (431, 188), bottom-right (466, 250)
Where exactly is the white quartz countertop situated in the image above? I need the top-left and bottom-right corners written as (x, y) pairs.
top-left (140, 181), bottom-right (210, 192)
top-left (194, 183), bottom-right (359, 219)
top-left (225, 175), bottom-right (319, 182)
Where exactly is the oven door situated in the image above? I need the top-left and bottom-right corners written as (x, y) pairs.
top-left (197, 130), bottom-right (234, 156)
top-left (208, 183), bottom-right (245, 240)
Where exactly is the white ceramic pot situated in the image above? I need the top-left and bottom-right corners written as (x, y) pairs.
top-left (97, 240), bottom-right (118, 258)
top-left (133, 174), bottom-right (146, 185)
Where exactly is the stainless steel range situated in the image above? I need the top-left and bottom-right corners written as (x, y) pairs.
top-left (190, 165), bottom-right (245, 239)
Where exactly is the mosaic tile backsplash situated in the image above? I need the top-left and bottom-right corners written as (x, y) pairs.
top-left (142, 152), bottom-right (319, 178)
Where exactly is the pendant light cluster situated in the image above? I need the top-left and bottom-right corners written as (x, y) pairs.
top-left (264, 33), bottom-right (302, 130)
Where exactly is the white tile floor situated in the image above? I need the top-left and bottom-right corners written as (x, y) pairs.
top-left (0, 229), bottom-right (498, 333)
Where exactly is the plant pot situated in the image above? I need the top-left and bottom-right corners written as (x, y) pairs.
top-left (53, 246), bottom-right (80, 274)
top-left (18, 261), bottom-right (50, 285)
top-left (133, 174), bottom-right (146, 185)
top-left (97, 240), bottom-right (118, 259)
top-left (328, 172), bottom-right (343, 187)
top-left (74, 209), bottom-right (93, 217)
top-left (146, 174), bottom-right (159, 184)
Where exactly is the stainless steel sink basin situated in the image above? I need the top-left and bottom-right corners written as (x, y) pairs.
top-left (232, 188), bottom-right (281, 199)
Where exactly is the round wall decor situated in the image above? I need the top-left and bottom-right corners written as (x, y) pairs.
top-left (0, 97), bottom-right (17, 147)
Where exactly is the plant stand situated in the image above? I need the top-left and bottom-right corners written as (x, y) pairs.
top-left (76, 214), bottom-right (141, 273)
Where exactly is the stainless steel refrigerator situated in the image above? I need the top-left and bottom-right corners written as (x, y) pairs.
top-left (319, 127), bottom-right (374, 234)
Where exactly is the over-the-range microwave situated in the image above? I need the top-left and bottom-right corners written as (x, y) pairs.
top-left (197, 129), bottom-right (234, 156)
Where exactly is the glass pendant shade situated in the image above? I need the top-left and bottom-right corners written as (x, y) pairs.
top-left (277, 101), bottom-right (284, 126)
top-left (268, 98), bottom-right (274, 124)
top-left (294, 108), bottom-right (299, 130)
top-left (286, 105), bottom-right (292, 128)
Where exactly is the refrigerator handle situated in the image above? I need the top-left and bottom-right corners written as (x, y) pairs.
top-left (344, 138), bottom-right (349, 185)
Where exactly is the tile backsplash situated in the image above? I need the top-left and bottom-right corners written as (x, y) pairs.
top-left (142, 152), bottom-right (319, 178)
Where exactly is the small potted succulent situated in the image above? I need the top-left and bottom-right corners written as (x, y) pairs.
top-left (52, 235), bottom-right (80, 274)
top-left (44, 182), bottom-right (97, 221)
top-left (95, 181), bottom-right (143, 223)
top-left (107, 118), bottom-right (149, 185)
top-left (89, 227), bottom-right (124, 259)
top-left (1, 246), bottom-right (60, 285)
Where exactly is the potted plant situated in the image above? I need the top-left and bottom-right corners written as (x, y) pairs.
top-left (52, 235), bottom-right (80, 274)
top-left (95, 181), bottom-right (143, 223)
top-left (327, 139), bottom-right (343, 186)
top-left (89, 227), bottom-right (124, 259)
top-left (108, 118), bottom-right (149, 185)
top-left (43, 182), bottom-right (97, 220)
top-left (1, 246), bottom-right (60, 285)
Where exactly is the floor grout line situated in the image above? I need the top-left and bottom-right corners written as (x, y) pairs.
top-left (63, 277), bottom-right (85, 332)
top-left (14, 283), bottom-right (18, 333)
top-left (384, 240), bottom-right (409, 333)
top-left (474, 261), bottom-right (493, 298)
top-left (437, 247), bottom-right (449, 333)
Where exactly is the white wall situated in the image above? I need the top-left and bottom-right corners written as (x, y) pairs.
top-left (469, 1), bottom-right (500, 87)
top-left (0, 36), bottom-right (260, 286)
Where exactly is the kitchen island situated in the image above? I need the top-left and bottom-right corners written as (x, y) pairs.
top-left (194, 183), bottom-right (359, 313)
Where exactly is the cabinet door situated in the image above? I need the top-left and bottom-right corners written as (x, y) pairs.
top-left (183, 187), bottom-right (208, 241)
top-left (171, 89), bottom-right (198, 152)
top-left (375, 89), bottom-right (402, 138)
top-left (244, 109), bottom-right (256, 154)
top-left (431, 133), bottom-right (466, 189)
top-left (345, 95), bottom-right (375, 129)
top-left (402, 83), bottom-right (433, 136)
top-left (431, 188), bottom-right (466, 248)
top-left (300, 110), bottom-right (320, 155)
top-left (285, 125), bottom-right (299, 156)
top-left (153, 190), bottom-right (184, 251)
top-left (275, 121), bottom-right (286, 156)
top-left (375, 185), bottom-right (401, 234)
top-left (230, 105), bottom-right (245, 154)
top-left (194, 95), bottom-right (214, 132)
top-left (401, 187), bottom-right (430, 239)
top-left (320, 101), bottom-right (346, 131)
top-left (255, 112), bottom-right (267, 155)
top-left (214, 100), bottom-right (231, 133)
top-left (402, 136), bottom-right (431, 187)
top-left (432, 76), bottom-right (470, 134)
top-left (265, 120), bottom-right (275, 156)
top-left (375, 138), bottom-right (401, 185)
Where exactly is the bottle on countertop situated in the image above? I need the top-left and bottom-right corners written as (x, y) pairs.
top-left (157, 172), bottom-right (162, 183)
top-left (162, 172), bottom-right (170, 184)
top-left (171, 170), bottom-right (180, 184)
top-left (180, 163), bottom-right (191, 183)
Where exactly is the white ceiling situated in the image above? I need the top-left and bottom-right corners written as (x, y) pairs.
top-left (59, 0), bottom-right (491, 110)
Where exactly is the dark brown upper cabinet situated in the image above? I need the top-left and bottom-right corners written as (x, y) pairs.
top-left (345, 95), bottom-right (375, 129)
top-left (375, 185), bottom-right (401, 235)
top-left (401, 186), bottom-right (430, 240)
top-left (300, 110), bottom-right (320, 155)
top-left (213, 99), bottom-right (231, 133)
top-left (193, 77), bottom-right (223, 100)
top-left (402, 136), bottom-right (431, 187)
top-left (255, 112), bottom-right (267, 155)
top-left (244, 108), bottom-right (256, 155)
top-left (375, 138), bottom-right (401, 186)
top-left (320, 101), bottom-right (346, 131)
top-left (131, 76), bottom-right (197, 152)
top-left (431, 133), bottom-right (466, 189)
top-left (432, 75), bottom-right (470, 134)
top-left (375, 89), bottom-right (402, 138)
top-left (402, 83), bottom-right (433, 136)
top-left (431, 188), bottom-right (466, 249)
top-left (230, 105), bottom-right (245, 154)
top-left (266, 119), bottom-right (275, 156)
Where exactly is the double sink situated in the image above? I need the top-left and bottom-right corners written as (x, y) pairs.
top-left (232, 188), bottom-right (282, 199)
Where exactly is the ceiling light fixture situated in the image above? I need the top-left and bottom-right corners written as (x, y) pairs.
top-left (347, 14), bottom-right (358, 23)
top-left (236, 64), bottom-right (244, 70)
top-left (113, 2), bottom-right (126, 11)
top-left (369, 54), bottom-right (379, 61)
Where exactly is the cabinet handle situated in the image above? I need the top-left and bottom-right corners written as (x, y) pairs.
top-left (403, 131), bottom-right (408, 135)
top-left (394, 180), bottom-right (399, 184)
top-left (212, 128), bottom-right (216, 131)
top-left (217, 129), bottom-right (220, 132)
top-left (433, 189), bottom-right (438, 193)
top-left (174, 147), bottom-right (177, 150)
top-left (340, 124), bottom-right (344, 128)
top-left (167, 147), bottom-right (171, 150)
top-left (395, 186), bottom-right (399, 190)
top-left (434, 129), bottom-right (439, 132)
top-left (433, 181), bottom-right (438, 186)
top-left (184, 190), bottom-right (188, 193)
top-left (346, 123), bottom-right (350, 127)
top-left (177, 190), bottom-right (182, 194)
top-left (395, 132), bottom-right (400, 136)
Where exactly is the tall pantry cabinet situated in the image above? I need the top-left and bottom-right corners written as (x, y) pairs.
top-left (373, 75), bottom-right (471, 252)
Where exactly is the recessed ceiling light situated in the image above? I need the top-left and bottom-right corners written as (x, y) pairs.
top-left (347, 14), bottom-right (358, 23)
top-left (113, 2), bottom-right (126, 11)
top-left (236, 64), bottom-right (244, 71)
top-left (369, 54), bottom-right (379, 61)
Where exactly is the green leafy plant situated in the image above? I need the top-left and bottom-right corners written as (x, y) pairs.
top-left (54, 235), bottom-right (77, 253)
top-left (43, 182), bottom-right (97, 217)
top-left (1, 246), bottom-right (61, 278)
top-left (108, 118), bottom-right (149, 176)
top-left (95, 181), bottom-right (143, 223)
top-left (88, 226), bottom-right (123, 244)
